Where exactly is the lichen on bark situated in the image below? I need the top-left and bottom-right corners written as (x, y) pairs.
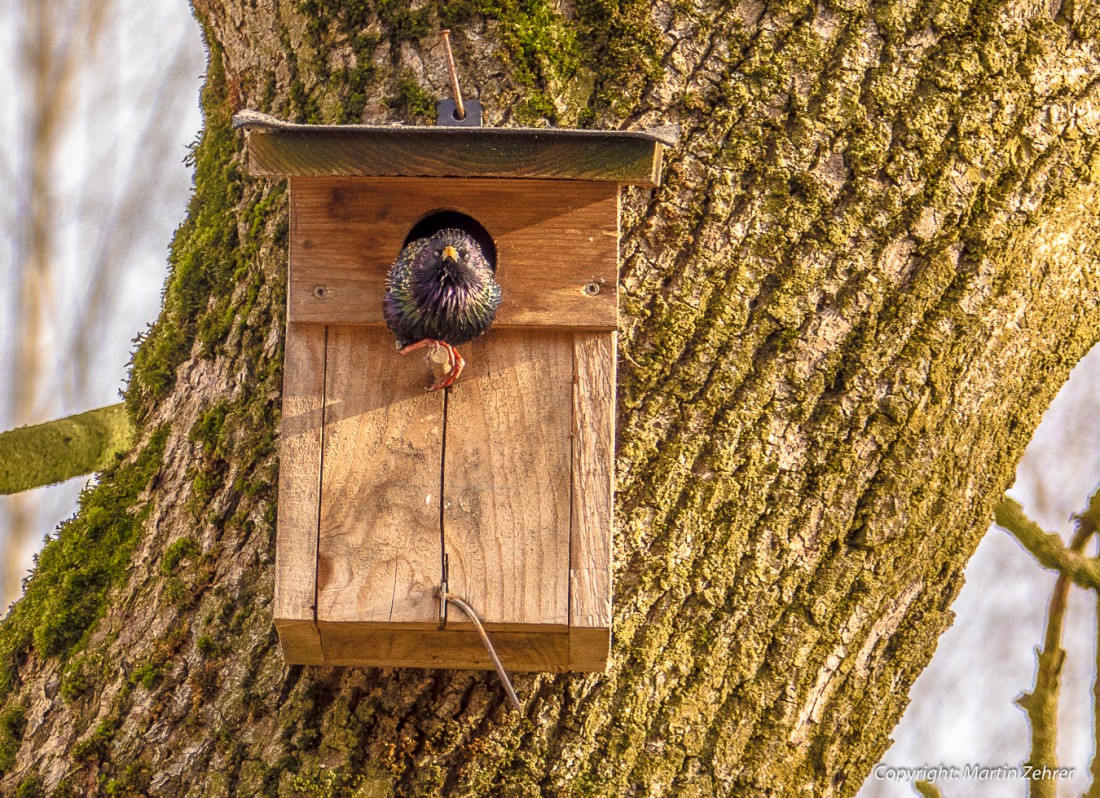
top-left (0, 0), bottom-right (1099, 796)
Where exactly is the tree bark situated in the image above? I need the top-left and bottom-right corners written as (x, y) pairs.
top-left (2, 1), bottom-right (1099, 796)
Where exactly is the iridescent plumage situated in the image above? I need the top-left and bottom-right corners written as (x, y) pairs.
top-left (383, 228), bottom-right (502, 389)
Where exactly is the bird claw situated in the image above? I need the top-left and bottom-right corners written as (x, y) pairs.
top-left (399, 340), bottom-right (465, 391)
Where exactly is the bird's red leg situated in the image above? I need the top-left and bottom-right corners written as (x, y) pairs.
top-left (398, 339), bottom-right (464, 390)
top-left (399, 339), bottom-right (449, 361)
top-left (434, 346), bottom-right (465, 390)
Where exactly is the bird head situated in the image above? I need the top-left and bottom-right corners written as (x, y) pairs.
top-left (412, 228), bottom-right (492, 287)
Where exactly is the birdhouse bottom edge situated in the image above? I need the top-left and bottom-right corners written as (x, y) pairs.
top-left (275, 617), bottom-right (609, 673)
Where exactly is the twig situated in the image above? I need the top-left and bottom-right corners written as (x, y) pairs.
top-left (1016, 517), bottom-right (1094, 798)
top-left (1081, 489), bottom-right (1100, 798)
top-left (994, 498), bottom-right (1100, 590)
top-left (1078, 488), bottom-right (1100, 537)
top-left (1089, 590), bottom-right (1100, 798)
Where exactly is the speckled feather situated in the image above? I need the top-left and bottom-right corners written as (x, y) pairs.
top-left (383, 228), bottom-right (502, 349)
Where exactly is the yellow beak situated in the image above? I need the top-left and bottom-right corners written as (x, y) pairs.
top-left (442, 245), bottom-right (459, 262)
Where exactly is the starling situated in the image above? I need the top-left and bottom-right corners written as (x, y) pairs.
top-left (383, 227), bottom-right (502, 390)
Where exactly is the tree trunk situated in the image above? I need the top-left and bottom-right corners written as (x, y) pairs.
top-left (2, 1), bottom-right (1099, 796)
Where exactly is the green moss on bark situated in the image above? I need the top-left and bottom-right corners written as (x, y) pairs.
top-left (0, 427), bottom-right (167, 696)
top-left (13, 774), bottom-right (43, 798)
top-left (0, 705), bottom-right (26, 776)
top-left (0, 405), bottom-right (134, 495)
top-left (287, 0), bottom-right (659, 126)
top-left (126, 38), bottom-right (245, 420)
top-left (386, 72), bottom-right (437, 121)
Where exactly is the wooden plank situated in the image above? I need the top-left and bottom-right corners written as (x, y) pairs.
top-left (240, 121), bottom-right (667, 186)
top-left (275, 619), bottom-right (325, 666)
top-left (274, 322), bottom-right (326, 664)
top-left (287, 177), bottom-right (618, 329)
top-left (318, 623), bottom-right (571, 672)
top-left (569, 332), bottom-right (616, 671)
top-left (442, 330), bottom-right (573, 629)
top-left (568, 629), bottom-right (611, 673)
top-left (315, 327), bottom-right (444, 628)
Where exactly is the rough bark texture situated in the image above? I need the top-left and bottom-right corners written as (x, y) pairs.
top-left (1, 1), bottom-right (1099, 796)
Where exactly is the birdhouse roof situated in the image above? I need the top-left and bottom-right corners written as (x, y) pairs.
top-left (233, 110), bottom-right (675, 187)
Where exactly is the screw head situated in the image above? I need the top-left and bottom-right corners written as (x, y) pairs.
top-left (583, 282), bottom-right (602, 296)
top-left (313, 285), bottom-right (327, 299)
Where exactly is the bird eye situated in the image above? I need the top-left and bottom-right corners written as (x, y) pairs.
top-left (435, 249), bottom-right (442, 256)
top-left (460, 249), bottom-right (468, 258)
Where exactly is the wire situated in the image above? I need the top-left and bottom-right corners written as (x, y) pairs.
top-left (439, 582), bottom-right (522, 713)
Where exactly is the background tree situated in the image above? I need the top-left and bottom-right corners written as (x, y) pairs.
top-left (0, 0), bottom-right (204, 607)
top-left (1, 1), bottom-right (1099, 796)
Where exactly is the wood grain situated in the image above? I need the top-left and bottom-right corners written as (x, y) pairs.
top-left (274, 323), bottom-right (326, 664)
top-left (569, 333), bottom-right (616, 671)
top-left (442, 330), bottom-right (573, 630)
top-left (244, 125), bottom-right (665, 186)
top-left (318, 623), bottom-right (571, 672)
top-left (315, 327), bottom-right (444, 628)
top-left (287, 177), bottom-right (618, 329)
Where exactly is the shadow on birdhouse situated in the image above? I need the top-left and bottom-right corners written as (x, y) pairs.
top-left (234, 110), bottom-right (673, 673)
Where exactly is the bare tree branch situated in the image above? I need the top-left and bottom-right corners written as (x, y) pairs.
top-left (1016, 515), bottom-right (1095, 798)
top-left (994, 498), bottom-right (1100, 591)
top-left (1089, 594), bottom-right (1100, 798)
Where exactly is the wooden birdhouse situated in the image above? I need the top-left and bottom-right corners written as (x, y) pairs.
top-left (235, 110), bottom-right (671, 673)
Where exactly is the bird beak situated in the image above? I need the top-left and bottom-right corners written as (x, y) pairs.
top-left (442, 245), bottom-right (459, 262)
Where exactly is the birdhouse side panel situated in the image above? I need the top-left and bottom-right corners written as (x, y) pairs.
top-left (569, 332), bottom-right (616, 671)
top-left (315, 327), bottom-right (444, 629)
top-left (274, 322), bottom-right (327, 665)
top-left (441, 330), bottom-right (574, 631)
top-left (286, 177), bottom-right (618, 330)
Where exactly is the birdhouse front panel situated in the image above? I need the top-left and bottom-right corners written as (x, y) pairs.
top-left (239, 113), bottom-right (670, 675)
top-left (274, 177), bottom-right (617, 673)
top-left (316, 326), bottom-right (443, 629)
top-left (286, 178), bottom-right (619, 329)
